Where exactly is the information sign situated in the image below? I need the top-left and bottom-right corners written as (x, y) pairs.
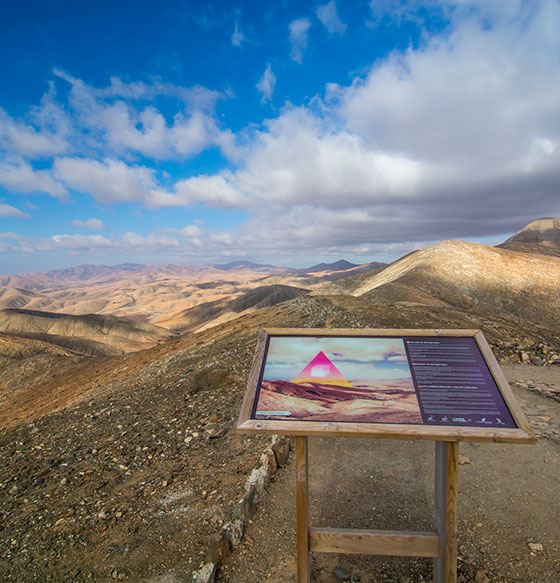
top-left (237, 328), bottom-right (536, 583)
top-left (237, 328), bottom-right (535, 443)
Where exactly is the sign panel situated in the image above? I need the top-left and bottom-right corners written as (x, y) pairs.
top-left (237, 329), bottom-right (536, 443)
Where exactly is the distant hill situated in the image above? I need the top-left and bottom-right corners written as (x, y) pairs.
top-left (341, 240), bottom-right (560, 328)
top-left (304, 259), bottom-right (360, 273)
top-left (0, 309), bottom-right (171, 353)
top-left (0, 286), bottom-right (45, 310)
top-left (0, 259), bottom-right (365, 322)
top-left (153, 284), bottom-right (309, 332)
top-left (0, 331), bottom-right (76, 364)
top-left (497, 217), bottom-right (560, 257)
top-left (214, 260), bottom-right (280, 271)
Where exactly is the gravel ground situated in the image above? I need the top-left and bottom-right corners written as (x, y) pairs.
top-left (219, 364), bottom-right (560, 583)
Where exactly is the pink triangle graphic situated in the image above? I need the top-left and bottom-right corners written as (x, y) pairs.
top-left (292, 351), bottom-right (353, 387)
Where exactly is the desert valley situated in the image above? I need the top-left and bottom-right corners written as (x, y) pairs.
top-left (1, 218), bottom-right (560, 583)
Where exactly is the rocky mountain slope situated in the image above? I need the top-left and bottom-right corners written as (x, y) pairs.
top-left (498, 217), bottom-right (560, 257)
top-left (1, 220), bottom-right (560, 582)
top-left (0, 309), bottom-right (171, 354)
top-left (316, 240), bottom-right (560, 329)
top-left (1, 289), bottom-right (559, 582)
top-left (153, 284), bottom-right (309, 332)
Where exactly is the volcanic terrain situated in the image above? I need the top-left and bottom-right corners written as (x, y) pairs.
top-left (0, 219), bottom-right (559, 582)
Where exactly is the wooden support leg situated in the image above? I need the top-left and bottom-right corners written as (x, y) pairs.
top-left (296, 436), bottom-right (310, 583)
top-left (434, 441), bottom-right (459, 583)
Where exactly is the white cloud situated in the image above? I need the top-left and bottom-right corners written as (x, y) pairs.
top-left (0, 108), bottom-right (68, 158)
top-left (119, 231), bottom-right (180, 249)
top-left (53, 157), bottom-right (247, 210)
top-left (71, 218), bottom-right (107, 230)
top-left (0, 158), bottom-right (68, 198)
top-left (54, 69), bottom-right (222, 110)
top-left (53, 157), bottom-right (180, 208)
top-left (36, 233), bottom-right (113, 252)
top-left (49, 70), bottom-right (235, 160)
top-left (317, 1), bottom-right (346, 34)
top-left (0, 232), bottom-right (26, 241)
top-left (232, 21), bottom-right (245, 46)
top-left (256, 64), bottom-right (276, 103)
top-left (289, 18), bottom-right (311, 63)
top-left (174, 173), bottom-right (248, 208)
top-left (337, 3), bottom-right (560, 187)
top-left (0, 204), bottom-right (31, 219)
top-left (234, 108), bottom-right (424, 206)
top-left (181, 224), bottom-right (204, 237)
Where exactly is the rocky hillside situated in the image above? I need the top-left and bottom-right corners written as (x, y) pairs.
top-left (1, 222), bottom-right (560, 582)
top-left (154, 284), bottom-right (309, 332)
top-left (0, 282), bottom-right (559, 581)
top-left (0, 309), bottom-right (171, 353)
top-left (498, 217), bottom-right (560, 257)
top-left (315, 240), bottom-right (560, 330)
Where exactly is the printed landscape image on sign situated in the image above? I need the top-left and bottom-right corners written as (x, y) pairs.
top-left (250, 334), bottom-right (518, 428)
top-left (253, 336), bottom-right (423, 424)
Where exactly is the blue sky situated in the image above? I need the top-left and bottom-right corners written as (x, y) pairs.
top-left (1, 0), bottom-right (559, 274)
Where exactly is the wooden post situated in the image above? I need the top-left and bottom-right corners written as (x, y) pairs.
top-left (434, 441), bottom-right (459, 583)
top-left (295, 436), bottom-right (310, 583)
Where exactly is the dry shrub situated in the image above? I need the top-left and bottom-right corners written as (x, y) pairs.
top-left (189, 368), bottom-right (230, 394)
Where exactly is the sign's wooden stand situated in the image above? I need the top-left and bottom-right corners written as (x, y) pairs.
top-left (237, 329), bottom-right (536, 583)
top-left (294, 436), bottom-right (458, 583)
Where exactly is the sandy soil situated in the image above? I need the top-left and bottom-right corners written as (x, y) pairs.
top-left (218, 364), bottom-right (560, 583)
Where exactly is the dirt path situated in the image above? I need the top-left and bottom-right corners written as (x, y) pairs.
top-left (218, 364), bottom-right (560, 583)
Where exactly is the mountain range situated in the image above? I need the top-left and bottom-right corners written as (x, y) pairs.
top-left (0, 217), bottom-right (559, 422)
top-left (1, 217), bottom-right (559, 582)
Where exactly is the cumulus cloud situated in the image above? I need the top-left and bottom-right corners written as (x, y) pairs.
top-left (0, 158), bottom-right (68, 198)
top-left (0, 227), bottom-right (223, 260)
top-left (51, 157), bottom-right (248, 209)
top-left (71, 218), bottom-right (107, 230)
top-left (180, 224), bottom-right (204, 237)
top-left (256, 64), bottom-right (276, 103)
top-left (0, 108), bottom-right (68, 158)
top-left (0, 204), bottom-right (31, 219)
top-left (317, 1), bottom-right (346, 34)
top-left (174, 173), bottom-right (248, 208)
top-left (53, 157), bottom-right (179, 208)
top-left (45, 70), bottom-right (236, 160)
top-left (35, 233), bottom-right (113, 252)
top-left (289, 18), bottom-right (311, 63)
top-left (2, 2), bottom-right (560, 265)
top-left (233, 108), bottom-right (425, 206)
top-left (54, 69), bottom-right (222, 110)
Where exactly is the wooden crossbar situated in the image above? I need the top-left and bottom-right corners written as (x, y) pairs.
top-left (309, 527), bottom-right (441, 557)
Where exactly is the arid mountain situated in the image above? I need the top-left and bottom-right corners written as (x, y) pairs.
top-left (314, 240), bottom-right (560, 329)
top-left (0, 260), bottom-right (381, 334)
top-left (0, 309), bottom-right (171, 353)
top-left (304, 259), bottom-right (360, 272)
top-left (1, 221), bottom-right (559, 582)
top-left (1, 240), bottom-right (560, 581)
top-left (0, 332), bottom-right (76, 363)
top-left (497, 217), bottom-right (560, 257)
top-left (153, 284), bottom-right (309, 331)
top-left (298, 260), bottom-right (387, 282)
top-left (0, 286), bottom-right (45, 309)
